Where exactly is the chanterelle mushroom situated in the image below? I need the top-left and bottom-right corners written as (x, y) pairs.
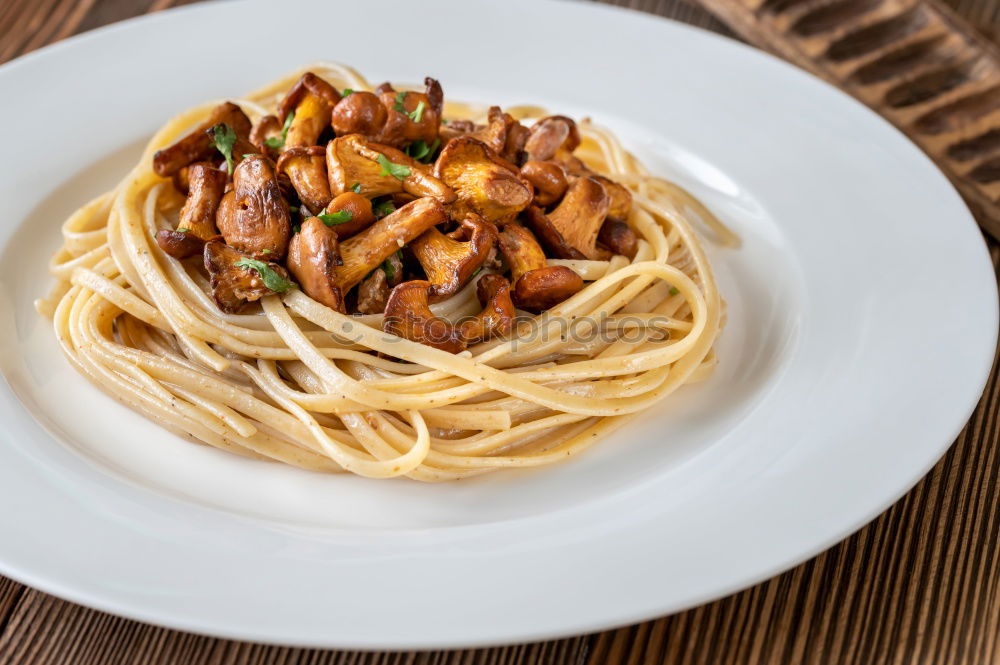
top-left (276, 146), bottom-right (330, 213)
top-left (204, 238), bottom-right (294, 314)
top-left (498, 223), bottom-right (584, 313)
top-left (520, 160), bottom-right (568, 207)
top-left (374, 78), bottom-right (443, 148)
top-left (155, 163), bottom-right (227, 259)
top-left (153, 102), bottom-right (252, 177)
top-left (433, 137), bottom-right (532, 224)
top-left (287, 217), bottom-right (344, 312)
top-left (458, 274), bottom-right (515, 341)
top-left (215, 155), bottom-right (291, 259)
top-left (383, 280), bottom-right (467, 353)
top-left (410, 214), bottom-right (497, 298)
top-left (472, 106), bottom-right (530, 164)
top-left (332, 196), bottom-right (447, 293)
top-left (319, 191), bottom-right (376, 239)
top-left (598, 218), bottom-right (638, 259)
top-left (523, 176), bottom-right (610, 260)
top-left (524, 116), bottom-right (580, 163)
top-left (326, 134), bottom-right (454, 201)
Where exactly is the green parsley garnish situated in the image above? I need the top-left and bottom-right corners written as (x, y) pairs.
top-left (393, 91), bottom-right (407, 113)
top-left (373, 199), bottom-right (396, 218)
top-left (264, 110), bottom-right (295, 150)
top-left (381, 250), bottom-right (403, 281)
top-left (317, 210), bottom-right (353, 226)
top-left (406, 138), bottom-right (439, 163)
top-left (350, 182), bottom-right (362, 194)
top-left (289, 205), bottom-right (299, 213)
top-left (376, 154), bottom-right (411, 180)
top-left (409, 101), bottom-right (426, 123)
top-left (242, 153), bottom-right (257, 158)
top-left (261, 248), bottom-right (272, 254)
top-left (176, 227), bottom-right (190, 233)
top-left (342, 88), bottom-right (354, 96)
top-left (669, 286), bottom-right (680, 296)
top-left (234, 257), bottom-right (294, 293)
top-left (210, 123), bottom-right (237, 174)
top-left (292, 224), bottom-right (301, 234)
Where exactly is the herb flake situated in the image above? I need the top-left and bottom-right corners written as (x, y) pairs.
top-left (234, 257), bottom-right (295, 293)
top-left (210, 123), bottom-right (237, 174)
top-left (264, 110), bottom-right (295, 150)
top-left (373, 199), bottom-right (396, 218)
top-left (350, 182), bottom-right (362, 194)
top-left (376, 153), bottom-right (411, 180)
top-left (409, 100), bottom-right (426, 123)
top-left (392, 91), bottom-right (407, 113)
top-left (381, 250), bottom-right (403, 280)
top-left (317, 210), bottom-right (353, 226)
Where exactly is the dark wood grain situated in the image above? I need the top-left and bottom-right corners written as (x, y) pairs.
top-left (0, 1), bottom-right (998, 664)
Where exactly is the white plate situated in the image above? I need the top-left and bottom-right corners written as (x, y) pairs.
top-left (0, 0), bottom-right (994, 650)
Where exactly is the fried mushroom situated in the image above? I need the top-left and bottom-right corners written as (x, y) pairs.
top-left (287, 217), bottom-right (344, 312)
top-left (153, 102), bottom-right (252, 177)
top-left (598, 218), bottom-right (638, 259)
top-left (458, 274), bottom-right (515, 341)
top-left (374, 78), bottom-right (443, 148)
top-left (320, 191), bottom-right (377, 238)
top-left (276, 146), bottom-right (331, 213)
top-left (410, 214), bottom-right (497, 298)
top-left (523, 176), bottom-right (610, 260)
top-left (204, 238), bottom-right (293, 314)
top-left (498, 223), bottom-right (583, 313)
top-left (520, 160), bottom-right (568, 207)
top-left (433, 137), bottom-right (532, 224)
top-left (215, 155), bottom-right (291, 259)
top-left (326, 134), bottom-right (454, 200)
top-left (383, 280), bottom-right (467, 354)
top-left (523, 116), bottom-right (580, 162)
top-left (156, 162), bottom-right (227, 259)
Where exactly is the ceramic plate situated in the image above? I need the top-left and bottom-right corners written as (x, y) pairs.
top-left (0, 0), bottom-right (995, 649)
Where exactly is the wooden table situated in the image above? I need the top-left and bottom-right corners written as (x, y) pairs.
top-left (1, 0), bottom-right (998, 663)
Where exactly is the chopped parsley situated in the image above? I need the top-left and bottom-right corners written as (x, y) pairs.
top-left (317, 210), bottom-right (353, 226)
top-left (292, 224), bottom-right (301, 234)
top-left (210, 123), bottom-right (237, 174)
top-left (376, 153), bottom-right (411, 180)
top-left (234, 257), bottom-right (295, 293)
top-left (342, 88), bottom-right (354, 96)
top-left (406, 138), bottom-right (439, 163)
top-left (261, 248), bottom-right (272, 254)
top-left (373, 199), bottom-right (396, 218)
top-left (409, 100), bottom-right (426, 123)
top-left (669, 286), bottom-right (680, 296)
top-left (392, 91), bottom-right (407, 113)
top-left (350, 182), bottom-right (362, 194)
top-left (176, 227), bottom-right (190, 233)
top-left (289, 205), bottom-right (299, 213)
top-left (242, 153), bottom-right (258, 158)
top-left (264, 110), bottom-right (295, 150)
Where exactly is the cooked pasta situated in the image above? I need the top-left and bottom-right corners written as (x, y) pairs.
top-left (38, 63), bottom-right (733, 481)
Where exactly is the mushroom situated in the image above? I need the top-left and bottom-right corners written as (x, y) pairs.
top-left (458, 274), bottom-right (515, 341)
top-left (286, 217), bottom-right (344, 312)
top-left (155, 163), bottom-right (227, 259)
top-left (383, 280), bottom-right (467, 353)
top-left (523, 176), bottom-right (610, 260)
top-left (276, 146), bottom-right (331, 213)
top-left (204, 238), bottom-right (293, 314)
top-left (410, 214), bottom-right (497, 298)
top-left (153, 102), bottom-right (252, 177)
top-left (373, 78), bottom-right (443, 148)
top-left (440, 118), bottom-right (477, 143)
top-left (332, 196), bottom-right (447, 293)
top-left (524, 116), bottom-right (580, 162)
top-left (433, 137), bottom-right (533, 224)
top-left (519, 160), bottom-right (568, 207)
top-left (319, 191), bottom-right (377, 238)
top-left (277, 72), bottom-right (340, 147)
top-left (598, 218), bottom-right (638, 259)
top-left (326, 134), bottom-right (454, 200)
top-left (330, 90), bottom-right (388, 138)
top-left (472, 107), bottom-right (530, 164)
top-left (355, 250), bottom-right (402, 315)
top-left (215, 155), bottom-right (291, 259)
top-left (591, 175), bottom-right (632, 220)
top-left (498, 223), bottom-right (584, 313)
top-left (250, 114), bottom-right (282, 157)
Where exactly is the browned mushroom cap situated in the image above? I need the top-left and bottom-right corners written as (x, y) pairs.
top-left (277, 72), bottom-right (340, 147)
top-left (410, 214), bottom-right (497, 298)
top-left (433, 137), bottom-right (533, 224)
top-left (497, 223), bottom-right (584, 313)
top-left (276, 145), bottom-right (331, 213)
top-left (155, 163), bottom-right (227, 259)
top-left (330, 91), bottom-right (388, 138)
top-left (332, 196), bottom-right (447, 293)
top-left (598, 218), bottom-right (638, 259)
top-left (471, 107), bottom-right (530, 164)
top-left (326, 134), bottom-right (454, 200)
top-left (524, 116), bottom-right (580, 162)
top-left (215, 155), bottom-right (291, 259)
top-left (458, 274), bottom-right (515, 341)
top-left (439, 118), bottom-right (477, 143)
top-left (523, 176), bottom-right (610, 260)
top-left (153, 102), bottom-right (252, 177)
top-left (356, 268), bottom-right (390, 314)
top-left (319, 191), bottom-right (377, 238)
top-left (375, 77), bottom-right (443, 148)
top-left (250, 114), bottom-right (282, 157)
top-left (204, 238), bottom-right (293, 314)
top-left (520, 160), bottom-right (568, 207)
top-left (383, 280), bottom-right (467, 354)
top-left (592, 175), bottom-right (632, 220)
top-left (287, 217), bottom-right (345, 312)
